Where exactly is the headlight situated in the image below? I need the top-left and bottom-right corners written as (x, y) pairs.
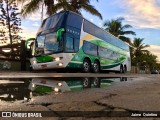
top-left (55, 57), bottom-right (60, 61)
top-left (33, 60), bottom-right (37, 64)
top-left (57, 83), bottom-right (62, 86)
top-left (58, 63), bottom-right (63, 66)
top-left (55, 57), bottom-right (63, 61)
top-left (32, 83), bottom-right (35, 88)
top-left (54, 88), bottom-right (59, 92)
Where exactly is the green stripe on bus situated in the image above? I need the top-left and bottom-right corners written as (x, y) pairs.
top-left (36, 56), bottom-right (54, 63)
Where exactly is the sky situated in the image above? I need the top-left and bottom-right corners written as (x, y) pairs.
top-left (4, 0), bottom-right (160, 61)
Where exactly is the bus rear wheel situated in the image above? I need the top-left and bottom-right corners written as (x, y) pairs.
top-left (93, 60), bottom-right (100, 73)
top-left (123, 65), bottom-right (127, 73)
top-left (120, 65), bottom-right (124, 73)
top-left (82, 59), bottom-right (91, 73)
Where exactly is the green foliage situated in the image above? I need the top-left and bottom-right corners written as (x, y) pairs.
top-left (0, 0), bottom-right (22, 45)
top-left (130, 38), bottom-right (159, 70)
top-left (141, 52), bottom-right (157, 69)
top-left (11, 0), bottom-right (56, 17)
top-left (56, 0), bottom-right (102, 19)
top-left (0, 29), bottom-right (7, 44)
top-left (103, 17), bottom-right (136, 44)
top-left (12, 0), bottom-right (102, 19)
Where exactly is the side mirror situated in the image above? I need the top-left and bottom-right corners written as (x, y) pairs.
top-left (26, 42), bottom-right (34, 58)
top-left (26, 38), bottom-right (35, 58)
top-left (26, 38), bottom-right (35, 49)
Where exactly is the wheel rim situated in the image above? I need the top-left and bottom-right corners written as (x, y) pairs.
top-left (93, 78), bottom-right (99, 86)
top-left (83, 78), bottom-right (89, 87)
top-left (83, 61), bottom-right (90, 72)
top-left (93, 62), bottom-right (99, 72)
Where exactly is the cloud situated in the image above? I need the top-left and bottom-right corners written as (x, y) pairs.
top-left (114, 0), bottom-right (160, 29)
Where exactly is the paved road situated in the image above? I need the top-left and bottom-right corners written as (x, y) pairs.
top-left (0, 73), bottom-right (160, 120)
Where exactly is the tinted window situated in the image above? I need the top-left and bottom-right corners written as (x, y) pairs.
top-left (98, 46), bottom-right (120, 60)
top-left (45, 33), bottom-right (59, 54)
top-left (65, 36), bottom-right (74, 52)
top-left (50, 13), bottom-right (64, 28)
top-left (83, 20), bottom-right (129, 52)
top-left (98, 47), bottom-right (111, 58)
top-left (74, 38), bottom-right (79, 52)
top-left (83, 41), bottom-right (97, 56)
top-left (37, 36), bottom-right (45, 48)
top-left (36, 35), bottom-right (45, 55)
top-left (83, 20), bottom-right (95, 35)
top-left (67, 13), bottom-right (83, 29)
top-left (38, 13), bottom-right (64, 32)
top-left (43, 17), bottom-right (52, 31)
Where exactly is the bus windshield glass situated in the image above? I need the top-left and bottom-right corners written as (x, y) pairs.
top-left (38, 12), bottom-right (64, 33)
top-left (35, 33), bottom-right (63, 55)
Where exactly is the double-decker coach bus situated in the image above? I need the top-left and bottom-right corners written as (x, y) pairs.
top-left (29, 11), bottom-right (131, 73)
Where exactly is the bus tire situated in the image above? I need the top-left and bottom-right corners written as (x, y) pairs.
top-left (120, 65), bottom-right (123, 73)
top-left (123, 65), bottom-right (127, 73)
top-left (82, 77), bottom-right (91, 88)
top-left (93, 77), bottom-right (100, 88)
top-left (82, 58), bottom-right (91, 73)
top-left (93, 60), bottom-right (100, 73)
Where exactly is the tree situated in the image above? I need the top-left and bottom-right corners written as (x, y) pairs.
top-left (141, 52), bottom-right (158, 70)
top-left (12, 0), bottom-right (102, 19)
top-left (103, 17), bottom-right (135, 44)
top-left (55, 0), bottom-right (102, 19)
top-left (131, 38), bottom-right (149, 67)
top-left (0, 0), bottom-right (22, 45)
top-left (0, 28), bottom-right (7, 44)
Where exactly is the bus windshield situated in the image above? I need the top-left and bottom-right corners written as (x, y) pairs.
top-left (35, 32), bottom-right (63, 55)
top-left (38, 12), bottom-right (64, 33)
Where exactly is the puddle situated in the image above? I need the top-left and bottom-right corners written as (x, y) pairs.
top-left (0, 77), bottom-right (134, 102)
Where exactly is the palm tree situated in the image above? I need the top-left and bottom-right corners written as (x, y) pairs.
top-left (55, 0), bottom-right (102, 19)
top-left (11, 0), bottom-right (102, 19)
top-left (11, 0), bottom-right (55, 17)
top-left (131, 38), bottom-right (149, 67)
top-left (103, 17), bottom-right (135, 44)
top-left (142, 52), bottom-right (157, 70)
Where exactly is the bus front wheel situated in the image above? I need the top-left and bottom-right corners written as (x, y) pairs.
top-left (82, 59), bottom-right (91, 73)
top-left (93, 60), bottom-right (100, 73)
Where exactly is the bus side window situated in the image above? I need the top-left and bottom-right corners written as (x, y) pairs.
top-left (65, 36), bottom-right (74, 52)
top-left (83, 41), bottom-right (97, 56)
top-left (74, 38), bottom-right (79, 52)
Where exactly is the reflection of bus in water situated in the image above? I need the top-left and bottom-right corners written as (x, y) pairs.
top-left (0, 80), bottom-right (31, 101)
top-left (29, 78), bottom-right (115, 93)
top-left (29, 11), bottom-right (131, 73)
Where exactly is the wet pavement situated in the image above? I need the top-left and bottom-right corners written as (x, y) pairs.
top-left (0, 74), bottom-right (160, 120)
top-left (0, 72), bottom-right (154, 78)
top-left (0, 77), bottom-right (133, 102)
